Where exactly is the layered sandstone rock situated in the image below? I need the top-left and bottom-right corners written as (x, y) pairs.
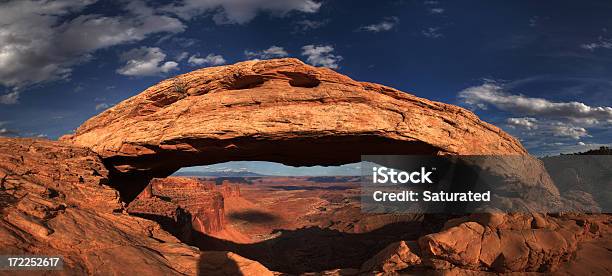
top-left (61, 58), bottom-right (527, 201)
top-left (136, 177), bottom-right (226, 234)
top-left (360, 240), bottom-right (421, 273)
top-left (126, 197), bottom-right (194, 241)
top-left (417, 213), bottom-right (602, 272)
top-left (219, 181), bottom-right (241, 198)
top-left (0, 137), bottom-right (202, 274)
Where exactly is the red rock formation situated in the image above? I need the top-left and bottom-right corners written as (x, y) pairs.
top-left (191, 192), bottom-right (225, 234)
top-left (137, 182), bottom-right (153, 199)
top-left (126, 197), bottom-right (193, 242)
top-left (61, 58), bottom-right (527, 201)
top-left (219, 180), bottom-right (241, 198)
top-left (136, 177), bottom-right (226, 234)
top-left (0, 137), bottom-right (203, 274)
top-left (360, 241), bottom-right (421, 273)
top-left (418, 213), bottom-right (603, 272)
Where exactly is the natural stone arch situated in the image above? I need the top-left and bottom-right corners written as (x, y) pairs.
top-left (62, 58), bottom-right (527, 202)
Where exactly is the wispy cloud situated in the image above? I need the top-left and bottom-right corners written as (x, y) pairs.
top-left (301, 45), bottom-right (342, 69)
top-left (422, 27), bottom-right (443, 38)
top-left (506, 117), bottom-right (538, 130)
top-left (358, 17), bottom-right (399, 32)
top-left (163, 0), bottom-right (322, 24)
top-left (581, 36), bottom-right (612, 51)
top-left (116, 47), bottom-right (179, 76)
top-left (0, 121), bottom-right (19, 136)
top-left (187, 54), bottom-right (226, 66)
top-left (0, 0), bottom-right (184, 88)
top-left (245, 46), bottom-right (289, 60)
top-left (429, 8), bottom-right (444, 14)
top-left (95, 103), bottom-right (110, 111)
top-left (0, 91), bottom-right (20, 105)
top-left (459, 80), bottom-right (612, 125)
top-left (459, 79), bottom-right (612, 150)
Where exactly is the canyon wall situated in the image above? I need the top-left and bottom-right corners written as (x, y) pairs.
top-left (129, 177), bottom-right (239, 235)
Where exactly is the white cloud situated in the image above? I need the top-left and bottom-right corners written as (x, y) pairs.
top-left (116, 47), bottom-right (179, 76)
top-left (460, 80), bottom-right (612, 149)
top-left (0, 0), bottom-right (185, 88)
top-left (507, 118), bottom-right (590, 140)
top-left (549, 123), bottom-right (589, 140)
top-left (245, 46), bottom-right (289, 60)
top-left (506, 117), bottom-right (590, 140)
top-left (507, 117), bottom-right (538, 130)
top-left (164, 0), bottom-right (321, 24)
top-left (424, 1), bottom-right (439, 4)
top-left (422, 27), bottom-right (443, 38)
top-left (0, 91), bottom-right (20, 105)
top-left (301, 45), bottom-right (342, 69)
top-left (430, 8), bottom-right (445, 14)
top-left (0, 129), bottom-right (14, 136)
top-left (95, 103), bottom-right (110, 111)
top-left (187, 54), bottom-right (226, 66)
top-left (459, 80), bottom-right (612, 124)
top-left (176, 51), bottom-right (190, 61)
top-left (0, 123), bottom-right (18, 136)
top-left (358, 17), bottom-right (399, 32)
top-left (581, 36), bottom-right (612, 51)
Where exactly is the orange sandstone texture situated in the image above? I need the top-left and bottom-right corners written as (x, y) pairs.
top-left (61, 58), bottom-right (527, 201)
top-left (0, 137), bottom-right (201, 274)
top-left (131, 177), bottom-right (227, 234)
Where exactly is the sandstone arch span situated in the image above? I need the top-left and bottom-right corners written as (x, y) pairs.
top-left (62, 58), bottom-right (527, 202)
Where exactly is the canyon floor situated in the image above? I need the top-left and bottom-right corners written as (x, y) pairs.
top-left (130, 176), bottom-right (427, 274)
top-left (127, 175), bottom-right (612, 275)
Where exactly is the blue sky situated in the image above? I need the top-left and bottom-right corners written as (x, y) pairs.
top-left (1, 0), bottom-right (611, 175)
top-left (177, 161), bottom-right (362, 176)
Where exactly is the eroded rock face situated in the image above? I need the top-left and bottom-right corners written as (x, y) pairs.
top-left (417, 213), bottom-right (601, 272)
top-left (360, 240), bottom-right (421, 273)
top-left (132, 177), bottom-right (226, 234)
top-left (61, 58), bottom-right (527, 201)
top-left (126, 197), bottom-right (194, 242)
top-left (219, 181), bottom-right (241, 198)
top-left (0, 137), bottom-right (203, 274)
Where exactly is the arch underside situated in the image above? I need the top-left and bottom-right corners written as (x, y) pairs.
top-left (106, 135), bottom-right (445, 202)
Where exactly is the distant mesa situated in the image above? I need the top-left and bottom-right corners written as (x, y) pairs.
top-left (173, 170), bottom-right (265, 177)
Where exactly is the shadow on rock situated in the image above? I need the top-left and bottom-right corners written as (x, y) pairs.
top-left (193, 221), bottom-right (423, 274)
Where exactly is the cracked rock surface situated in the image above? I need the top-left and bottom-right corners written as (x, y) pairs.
top-left (0, 137), bottom-right (201, 275)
